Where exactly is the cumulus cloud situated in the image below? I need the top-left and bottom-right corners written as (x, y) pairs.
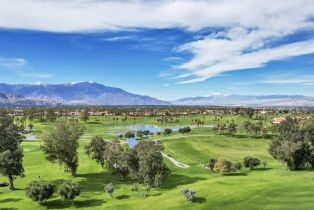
top-left (1, 0), bottom-right (314, 83)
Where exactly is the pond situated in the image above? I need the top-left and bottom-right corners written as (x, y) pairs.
top-left (112, 124), bottom-right (214, 133)
top-left (104, 124), bottom-right (214, 136)
top-left (126, 138), bottom-right (138, 149)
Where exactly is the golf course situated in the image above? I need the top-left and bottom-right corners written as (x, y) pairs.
top-left (1, 112), bottom-right (314, 210)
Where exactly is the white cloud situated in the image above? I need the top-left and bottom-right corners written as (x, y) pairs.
top-left (0, 57), bottom-right (27, 68)
top-left (1, 0), bottom-right (314, 83)
top-left (102, 36), bottom-right (135, 42)
top-left (263, 76), bottom-right (314, 85)
top-left (0, 56), bottom-right (52, 78)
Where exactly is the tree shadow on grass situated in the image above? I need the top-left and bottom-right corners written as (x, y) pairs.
top-left (115, 195), bottom-right (129, 200)
top-left (223, 172), bottom-right (247, 176)
top-left (0, 208), bottom-right (18, 210)
top-left (253, 168), bottom-right (273, 171)
top-left (45, 200), bottom-right (72, 209)
top-left (0, 198), bottom-right (22, 203)
top-left (194, 197), bottom-right (207, 203)
top-left (160, 174), bottom-right (206, 190)
top-left (74, 199), bottom-right (105, 208)
top-left (46, 199), bottom-right (105, 209)
top-left (76, 172), bottom-right (133, 193)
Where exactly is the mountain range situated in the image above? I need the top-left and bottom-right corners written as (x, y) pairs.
top-left (0, 82), bottom-right (313, 107)
top-left (173, 94), bottom-right (314, 107)
top-left (0, 82), bottom-right (170, 106)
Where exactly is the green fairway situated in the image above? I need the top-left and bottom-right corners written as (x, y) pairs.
top-left (1, 115), bottom-right (313, 210)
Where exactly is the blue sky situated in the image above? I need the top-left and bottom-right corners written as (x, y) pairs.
top-left (0, 0), bottom-right (314, 100)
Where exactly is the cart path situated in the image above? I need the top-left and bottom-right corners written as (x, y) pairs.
top-left (161, 152), bottom-right (191, 168)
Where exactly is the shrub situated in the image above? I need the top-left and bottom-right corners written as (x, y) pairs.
top-left (179, 127), bottom-right (192, 134)
top-left (213, 159), bottom-right (233, 175)
top-left (26, 181), bottom-right (55, 205)
top-left (243, 156), bottom-right (261, 170)
top-left (262, 160), bottom-right (267, 169)
top-left (58, 182), bottom-right (80, 201)
top-left (232, 162), bottom-right (242, 172)
top-left (207, 158), bottom-right (217, 170)
top-left (105, 183), bottom-right (114, 198)
top-left (163, 128), bottom-right (172, 135)
top-left (124, 131), bottom-right (135, 138)
top-left (181, 188), bottom-right (197, 202)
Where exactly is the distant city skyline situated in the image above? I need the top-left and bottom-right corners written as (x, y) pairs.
top-left (0, 0), bottom-right (314, 100)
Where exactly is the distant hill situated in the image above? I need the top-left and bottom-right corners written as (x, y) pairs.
top-left (173, 94), bottom-right (314, 107)
top-left (0, 92), bottom-right (35, 106)
top-left (0, 82), bottom-right (170, 106)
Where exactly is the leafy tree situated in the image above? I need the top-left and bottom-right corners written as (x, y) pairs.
top-left (133, 141), bottom-right (170, 187)
top-left (243, 156), bottom-right (261, 170)
top-left (58, 182), bottom-right (80, 201)
top-left (179, 127), bottom-right (192, 134)
top-left (243, 121), bottom-right (252, 134)
top-left (207, 158), bottom-right (216, 170)
top-left (46, 109), bottom-right (57, 122)
top-left (41, 121), bottom-right (84, 176)
top-left (105, 183), bottom-right (114, 198)
top-left (232, 162), bottom-right (242, 172)
top-left (26, 108), bottom-right (36, 122)
top-left (163, 128), bottom-right (172, 135)
top-left (181, 189), bottom-right (197, 202)
top-left (245, 108), bottom-right (255, 118)
top-left (269, 118), bottom-right (311, 170)
top-left (26, 181), bottom-right (55, 205)
top-left (79, 109), bottom-right (90, 123)
top-left (85, 136), bottom-right (107, 168)
top-left (0, 116), bottom-right (24, 190)
top-left (213, 159), bottom-right (233, 175)
top-left (104, 140), bottom-right (129, 178)
top-left (124, 131), bottom-right (135, 138)
top-left (262, 160), bottom-right (267, 169)
top-left (28, 123), bottom-right (34, 132)
top-left (228, 120), bottom-right (237, 136)
top-left (218, 123), bottom-right (225, 134)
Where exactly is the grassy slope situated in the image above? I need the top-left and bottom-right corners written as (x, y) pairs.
top-left (1, 115), bottom-right (313, 210)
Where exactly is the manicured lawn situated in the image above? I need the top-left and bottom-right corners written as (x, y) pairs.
top-left (1, 115), bottom-right (313, 210)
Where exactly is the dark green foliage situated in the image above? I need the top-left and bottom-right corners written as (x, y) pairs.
top-left (85, 136), bottom-right (107, 168)
top-left (133, 141), bottom-right (170, 187)
top-left (124, 131), bottom-right (135, 138)
top-left (207, 158), bottom-right (216, 170)
top-left (269, 117), bottom-right (312, 170)
top-left (41, 121), bottom-right (84, 176)
top-left (179, 126), bottom-right (192, 134)
top-left (163, 128), bottom-right (172, 135)
top-left (104, 140), bottom-right (130, 178)
top-left (46, 109), bottom-right (57, 122)
top-left (58, 182), bottom-right (80, 201)
top-left (26, 181), bottom-right (55, 205)
top-left (228, 120), bottom-right (237, 136)
top-left (137, 130), bottom-right (150, 139)
top-left (181, 188), bottom-right (197, 202)
top-left (79, 109), bottom-right (90, 123)
top-left (232, 162), bottom-right (242, 172)
top-left (0, 116), bottom-right (24, 190)
top-left (213, 159), bottom-right (233, 175)
top-left (243, 156), bottom-right (261, 170)
top-left (105, 183), bottom-right (114, 197)
top-left (130, 183), bottom-right (151, 198)
top-left (245, 108), bottom-right (255, 118)
top-left (28, 123), bottom-right (34, 131)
